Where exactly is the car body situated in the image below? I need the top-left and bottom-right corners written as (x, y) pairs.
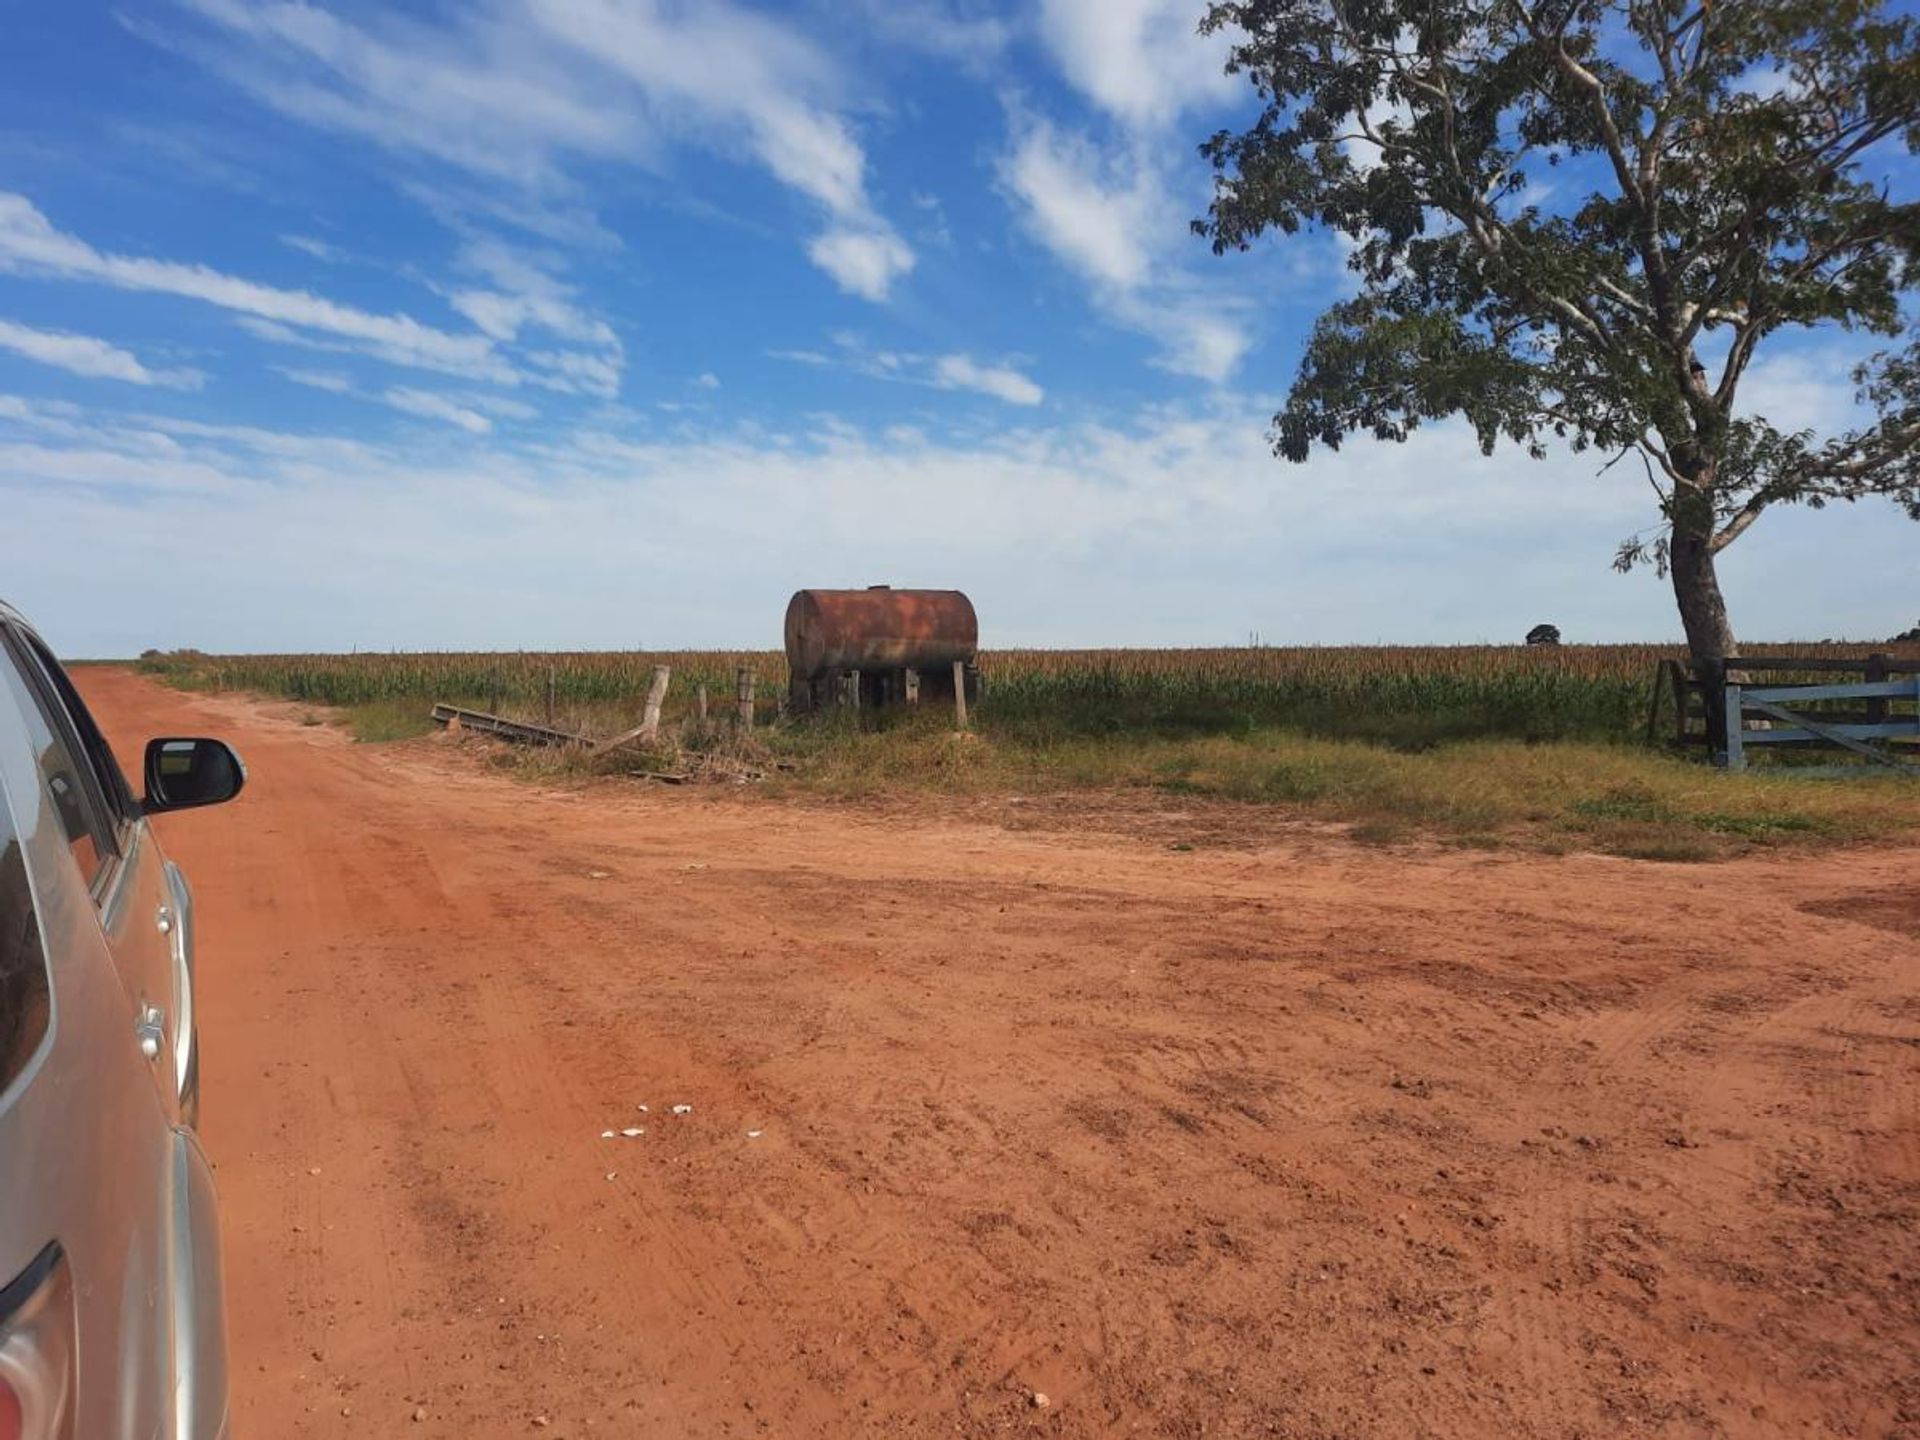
top-left (0, 602), bottom-right (243, 1439)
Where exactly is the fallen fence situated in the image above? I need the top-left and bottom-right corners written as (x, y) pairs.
top-left (429, 703), bottom-right (586, 747)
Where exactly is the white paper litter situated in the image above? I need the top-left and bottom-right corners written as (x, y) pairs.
top-left (671, 1104), bottom-right (693, 1115)
top-left (620, 1127), bottom-right (645, 1138)
top-left (599, 1130), bottom-right (614, 1139)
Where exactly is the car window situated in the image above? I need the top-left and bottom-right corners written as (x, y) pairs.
top-left (14, 634), bottom-right (137, 824)
top-left (0, 632), bottom-right (117, 891)
top-left (0, 778), bottom-right (49, 1093)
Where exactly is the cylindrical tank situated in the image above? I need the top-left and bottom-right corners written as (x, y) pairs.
top-left (785, 587), bottom-right (978, 677)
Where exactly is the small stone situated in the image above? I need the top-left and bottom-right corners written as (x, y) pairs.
top-left (1031, 1391), bottom-right (1050, 1409)
top-left (532, 1419), bottom-right (551, 1429)
top-left (413, 1406), bottom-right (429, 1422)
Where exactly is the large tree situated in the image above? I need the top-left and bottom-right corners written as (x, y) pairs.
top-left (1196, 0), bottom-right (1920, 725)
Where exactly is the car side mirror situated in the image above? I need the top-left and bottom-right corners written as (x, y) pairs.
top-left (143, 739), bottom-right (246, 814)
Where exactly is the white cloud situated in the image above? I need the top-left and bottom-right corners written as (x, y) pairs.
top-left (382, 387), bottom-right (491, 434)
top-left (1110, 293), bottom-right (1252, 383)
top-left (694, 372), bottom-right (720, 390)
top-left (446, 236), bottom-right (617, 349)
top-left (805, 228), bottom-right (916, 302)
top-left (933, 354), bottom-right (1044, 406)
top-left (0, 191), bottom-right (508, 382)
top-left (167, 0), bottom-right (642, 188)
top-left (276, 366), bottom-right (353, 393)
top-left (0, 440), bottom-right (235, 494)
top-left (849, 0), bottom-right (1009, 67)
top-left (168, 0), bottom-right (915, 301)
top-left (280, 233), bottom-right (344, 262)
top-left (527, 0), bottom-right (915, 299)
top-left (278, 366), bottom-right (537, 426)
top-left (1000, 120), bottom-right (1155, 289)
top-left (771, 334), bottom-right (1042, 406)
top-left (10, 388), bottom-right (1910, 656)
top-left (0, 316), bottom-right (203, 389)
top-left (999, 119), bottom-right (1251, 383)
top-left (1036, 0), bottom-right (1239, 129)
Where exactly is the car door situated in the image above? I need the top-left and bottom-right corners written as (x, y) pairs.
top-left (0, 632), bottom-right (180, 1438)
top-left (0, 626), bottom-right (183, 1124)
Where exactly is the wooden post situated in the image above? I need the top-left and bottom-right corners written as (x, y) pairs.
top-left (904, 667), bottom-right (920, 706)
top-left (1866, 652), bottom-right (1889, 727)
top-left (639, 664), bottom-right (671, 739)
top-left (952, 659), bottom-right (968, 731)
top-left (696, 684), bottom-right (709, 724)
top-left (1721, 681), bottom-right (1744, 769)
top-left (736, 666), bottom-right (756, 730)
top-left (545, 666), bottom-right (557, 727)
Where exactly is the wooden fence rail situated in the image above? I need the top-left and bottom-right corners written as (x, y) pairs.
top-left (1647, 652), bottom-right (1918, 752)
top-left (1720, 674), bottom-right (1920, 776)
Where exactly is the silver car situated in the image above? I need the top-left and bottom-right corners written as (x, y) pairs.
top-left (0, 602), bottom-right (242, 1439)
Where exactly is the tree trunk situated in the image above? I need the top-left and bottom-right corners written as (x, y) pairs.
top-left (1669, 520), bottom-right (1739, 757)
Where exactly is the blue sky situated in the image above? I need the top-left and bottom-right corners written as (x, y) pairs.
top-left (0, 0), bottom-right (1913, 656)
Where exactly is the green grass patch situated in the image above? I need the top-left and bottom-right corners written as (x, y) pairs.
top-left (342, 700), bottom-right (439, 744)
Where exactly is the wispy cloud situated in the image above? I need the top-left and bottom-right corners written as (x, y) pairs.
top-left (1035, 0), bottom-right (1240, 129)
top-left (0, 193), bottom-right (624, 397)
top-left (932, 354), bottom-right (1043, 406)
top-left (444, 236), bottom-right (618, 349)
top-left (998, 117), bottom-right (1250, 383)
top-left (0, 316), bottom-right (204, 389)
top-left (772, 333), bottom-right (1043, 405)
top-left (1000, 119), bottom-right (1155, 289)
top-left (162, 0), bottom-right (640, 188)
top-left (280, 233), bottom-right (345, 262)
top-left (163, 0), bottom-right (915, 301)
top-left (383, 386), bottom-right (491, 434)
top-left (0, 191), bottom-right (505, 380)
top-left (277, 363), bottom-right (532, 430)
top-left (276, 365), bottom-right (353, 393)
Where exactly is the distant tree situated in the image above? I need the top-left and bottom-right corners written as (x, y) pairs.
top-left (1196, 0), bottom-right (1920, 735)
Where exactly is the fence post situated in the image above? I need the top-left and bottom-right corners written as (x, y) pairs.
top-left (639, 665), bottom-right (671, 739)
top-left (736, 666), bottom-right (756, 730)
top-left (952, 659), bottom-right (969, 731)
top-left (1721, 681), bottom-right (1745, 770)
top-left (1866, 652), bottom-right (1889, 728)
top-left (546, 666), bottom-right (557, 727)
top-left (696, 684), bottom-right (709, 724)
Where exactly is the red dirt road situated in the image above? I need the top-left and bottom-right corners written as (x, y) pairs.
top-left (82, 669), bottom-right (1918, 1437)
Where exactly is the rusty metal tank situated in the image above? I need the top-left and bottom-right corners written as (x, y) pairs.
top-left (784, 587), bottom-right (978, 678)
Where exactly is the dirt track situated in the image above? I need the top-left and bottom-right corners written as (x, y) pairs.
top-left (81, 669), bottom-right (1918, 1437)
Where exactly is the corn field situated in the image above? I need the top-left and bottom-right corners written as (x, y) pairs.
top-left (138, 641), bottom-right (1917, 746)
